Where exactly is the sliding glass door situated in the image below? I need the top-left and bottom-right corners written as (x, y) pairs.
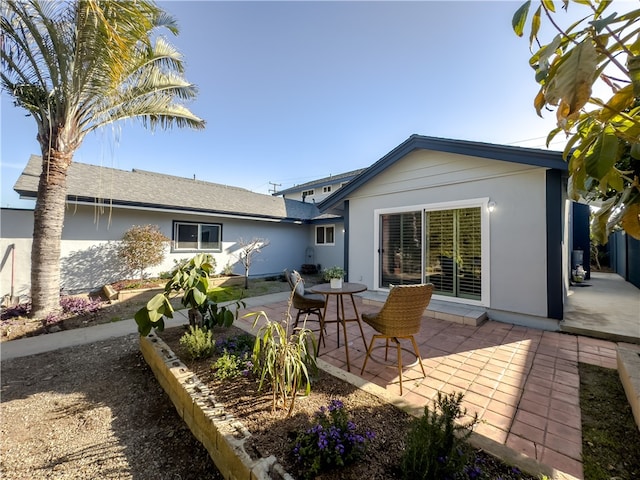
top-left (380, 211), bottom-right (423, 287)
top-left (379, 206), bottom-right (482, 300)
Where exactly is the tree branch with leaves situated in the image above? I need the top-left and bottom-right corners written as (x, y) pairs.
top-left (513, 0), bottom-right (640, 242)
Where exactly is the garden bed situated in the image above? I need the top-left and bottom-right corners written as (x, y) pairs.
top-left (152, 325), bottom-right (540, 480)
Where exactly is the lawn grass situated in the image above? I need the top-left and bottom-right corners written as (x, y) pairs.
top-left (579, 362), bottom-right (640, 480)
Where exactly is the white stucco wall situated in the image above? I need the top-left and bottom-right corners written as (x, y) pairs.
top-left (345, 149), bottom-right (553, 320)
top-left (1, 205), bottom-right (314, 296)
top-left (1, 209), bottom-right (34, 300)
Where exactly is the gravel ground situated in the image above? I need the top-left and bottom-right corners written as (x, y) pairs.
top-left (0, 334), bottom-right (223, 480)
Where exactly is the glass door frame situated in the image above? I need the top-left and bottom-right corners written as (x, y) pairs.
top-left (373, 198), bottom-right (491, 307)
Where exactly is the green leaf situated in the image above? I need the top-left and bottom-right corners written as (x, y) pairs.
top-left (541, 0), bottom-right (555, 13)
top-left (512, 1), bottom-right (531, 37)
top-left (585, 127), bottom-right (620, 180)
top-left (147, 307), bottom-right (164, 323)
top-left (220, 310), bottom-right (233, 327)
top-left (621, 203), bottom-right (640, 240)
top-left (134, 308), bottom-right (152, 336)
top-left (598, 84), bottom-right (634, 122)
top-left (628, 55), bottom-right (640, 98)
top-left (192, 285), bottom-right (207, 305)
top-left (545, 40), bottom-right (598, 119)
top-left (590, 12), bottom-right (619, 33)
top-left (529, 5), bottom-right (542, 46)
top-left (630, 143), bottom-right (640, 160)
top-left (147, 292), bottom-right (167, 310)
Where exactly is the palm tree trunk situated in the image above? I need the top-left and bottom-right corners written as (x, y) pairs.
top-left (29, 151), bottom-right (71, 319)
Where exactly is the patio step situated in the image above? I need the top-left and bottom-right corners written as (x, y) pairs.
top-left (617, 345), bottom-right (640, 430)
top-left (359, 291), bottom-right (487, 327)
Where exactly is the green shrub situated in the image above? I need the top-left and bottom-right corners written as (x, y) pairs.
top-left (212, 351), bottom-right (253, 380)
top-left (292, 399), bottom-right (375, 479)
top-left (119, 225), bottom-right (169, 280)
top-left (179, 326), bottom-right (215, 360)
top-left (211, 334), bottom-right (255, 380)
top-left (400, 391), bottom-right (478, 480)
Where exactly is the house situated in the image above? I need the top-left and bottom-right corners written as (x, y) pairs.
top-left (317, 134), bottom-right (571, 330)
top-left (275, 168), bottom-right (366, 204)
top-left (2, 155), bottom-right (345, 295)
top-left (3, 135), bottom-right (581, 330)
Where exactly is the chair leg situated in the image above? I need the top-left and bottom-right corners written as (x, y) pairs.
top-left (394, 337), bottom-right (404, 395)
top-left (384, 337), bottom-right (390, 361)
top-left (360, 335), bottom-right (379, 375)
top-left (294, 309), bottom-right (302, 328)
top-left (410, 335), bottom-right (426, 377)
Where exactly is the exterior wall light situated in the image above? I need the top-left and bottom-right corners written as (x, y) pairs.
top-left (487, 201), bottom-right (496, 213)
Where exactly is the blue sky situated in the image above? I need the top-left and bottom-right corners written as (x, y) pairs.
top-left (1, 0), bottom-right (575, 209)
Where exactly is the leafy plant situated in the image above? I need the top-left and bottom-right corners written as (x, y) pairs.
top-left (134, 253), bottom-right (245, 336)
top-left (179, 326), bottom-right (215, 360)
top-left (118, 225), bottom-right (170, 280)
top-left (1, 302), bottom-right (31, 320)
top-left (292, 399), bottom-right (375, 479)
top-left (215, 334), bottom-right (255, 355)
top-left (212, 351), bottom-right (254, 380)
top-left (211, 334), bottom-right (255, 380)
top-left (323, 266), bottom-right (346, 280)
top-left (512, 1), bottom-right (640, 242)
top-left (248, 306), bottom-right (317, 416)
top-left (400, 391), bottom-right (478, 480)
top-left (59, 296), bottom-right (103, 315)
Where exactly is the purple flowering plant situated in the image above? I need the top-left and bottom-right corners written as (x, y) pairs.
top-left (212, 334), bottom-right (256, 380)
top-left (292, 399), bottom-right (375, 479)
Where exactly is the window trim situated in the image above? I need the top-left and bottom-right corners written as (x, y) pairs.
top-left (173, 221), bottom-right (222, 252)
top-left (322, 185), bottom-right (332, 194)
top-left (373, 198), bottom-right (490, 306)
top-left (302, 189), bottom-right (314, 197)
top-left (315, 224), bottom-right (336, 246)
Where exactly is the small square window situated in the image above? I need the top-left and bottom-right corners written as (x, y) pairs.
top-left (323, 185), bottom-right (332, 193)
top-left (315, 225), bottom-right (335, 245)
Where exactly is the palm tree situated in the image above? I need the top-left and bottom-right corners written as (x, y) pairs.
top-left (1, 0), bottom-right (205, 318)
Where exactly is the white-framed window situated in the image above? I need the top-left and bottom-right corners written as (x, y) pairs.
top-left (302, 189), bottom-right (314, 197)
top-left (323, 185), bottom-right (332, 193)
top-left (173, 221), bottom-right (222, 251)
top-left (315, 225), bottom-right (335, 245)
top-left (375, 199), bottom-right (490, 304)
top-left (340, 182), bottom-right (348, 188)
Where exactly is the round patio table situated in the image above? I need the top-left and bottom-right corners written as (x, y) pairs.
top-left (309, 282), bottom-right (368, 372)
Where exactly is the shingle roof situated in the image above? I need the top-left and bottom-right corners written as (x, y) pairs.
top-left (14, 155), bottom-right (323, 222)
top-left (274, 168), bottom-right (367, 196)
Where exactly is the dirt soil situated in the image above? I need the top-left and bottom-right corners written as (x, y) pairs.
top-left (0, 333), bottom-right (224, 480)
top-left (0, 277), bottom-right (292, 343)
top-left (157, 325), bottom-right (537, 480)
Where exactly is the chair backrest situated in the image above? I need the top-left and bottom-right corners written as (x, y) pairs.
top-left (284, 269), bottom-right (305, 297)
top-left (376, 284), bottom-right (434, 336)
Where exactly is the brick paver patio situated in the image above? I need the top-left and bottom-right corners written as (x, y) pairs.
top-left (237, 295), bottom-right (621, 480)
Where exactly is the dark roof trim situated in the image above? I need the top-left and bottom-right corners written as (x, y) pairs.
top-left (318, 134), bottom-right (567, 212)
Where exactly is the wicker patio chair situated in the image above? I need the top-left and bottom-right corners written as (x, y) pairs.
top-left (360, 283), bottom-right (434, 395)
top-left (284, 270), bottom-right (327, 338)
